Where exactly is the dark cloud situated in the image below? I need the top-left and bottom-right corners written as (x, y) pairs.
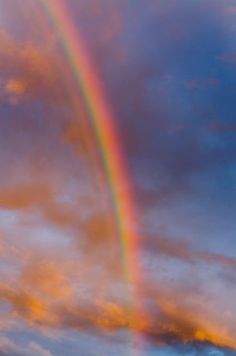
top-left (81, 0), bottom-right (236, 205)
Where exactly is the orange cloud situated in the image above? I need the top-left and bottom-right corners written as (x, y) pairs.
top-left (0, 30), bottom-right (68, 105)
top-left (1, 277), bottom-right (236, 350)
top-left (0, 11), bottom-right (235, 354)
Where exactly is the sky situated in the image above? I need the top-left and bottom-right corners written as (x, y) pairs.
top-left (0, 0), bottom-right (236, 355)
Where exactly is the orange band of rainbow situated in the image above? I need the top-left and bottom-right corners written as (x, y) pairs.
top-left (40, 0), bottom-right (141, 335)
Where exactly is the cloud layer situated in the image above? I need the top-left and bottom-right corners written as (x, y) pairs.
top-left (0, 0), bottom-right (235, 355)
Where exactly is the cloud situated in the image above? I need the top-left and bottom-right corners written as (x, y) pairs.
top-left (28, 342), bottom-right (52, 356)
top-left (144, 235), bottom-right (236, 272)
top-left (225, 6), bottom-right (236, 15)
top-left (0, 336), bottom-right (52, 356)
top-left (0, 255), bottom-right (235, 351)
top-left (0, 1), bottom-right (235, 355)
top-left (218, 53), bottom-right (236, 65)
top-left (0, 30), bottom-right (67, 106)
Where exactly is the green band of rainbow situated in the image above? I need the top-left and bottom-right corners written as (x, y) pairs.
top-left (40, 0), bottom-right (141, 333)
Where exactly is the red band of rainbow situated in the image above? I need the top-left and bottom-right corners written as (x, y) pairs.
top-left (40, 0), bottom-right (142, 344)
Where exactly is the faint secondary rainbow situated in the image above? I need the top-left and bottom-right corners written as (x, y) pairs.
top-left (40, 0), bottom-right (141, 335)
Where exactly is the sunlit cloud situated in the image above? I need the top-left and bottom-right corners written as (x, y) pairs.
top-left (0, 0), bottom-right (235, 355)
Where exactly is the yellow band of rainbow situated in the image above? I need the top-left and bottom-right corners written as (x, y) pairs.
top-left (40, 0), bottom-right (141, 333)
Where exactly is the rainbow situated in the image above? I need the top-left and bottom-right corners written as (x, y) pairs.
top-left (40, 0), bottom-right (141, 338)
